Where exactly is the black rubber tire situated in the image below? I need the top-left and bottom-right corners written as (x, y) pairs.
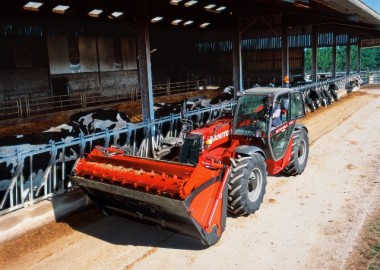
top-left (228, 153), bottom-right (267, 216)
top-left (283, 128), bottom-right (309, 176)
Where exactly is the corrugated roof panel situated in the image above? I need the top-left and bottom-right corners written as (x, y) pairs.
top-left (336, 34), bottom-right (348, 45)
top-left (195, 32), bottom-right (359, 53)
top-left (318, 32), bottom-right (333, 47)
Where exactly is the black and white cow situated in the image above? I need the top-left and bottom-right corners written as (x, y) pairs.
top-left (70, 109), bottom-right (130, 135)
top-left (345, 76), bottom-right (362, 93)
top-left (70, 109), bottom-right (131, 147)
top-left (0, 131), bottom-right (78, 207)
top-left (329, 83), bottom-right (339, 102)
top-left (187, 86), bottom-right (235, 126)
top-left (210, 86), bottom-right (234, 105)
top-left (43, 123), bottom-right (84, 134)
top-left (154, 100), bottom-right (195, 119)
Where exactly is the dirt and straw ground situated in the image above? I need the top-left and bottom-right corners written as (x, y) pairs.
top-left (343, 85), bottom-right (380, 270)
top-left (0, 86), bottom-right (379, 269)
top-left (0, 89), bottom-right (220, 137)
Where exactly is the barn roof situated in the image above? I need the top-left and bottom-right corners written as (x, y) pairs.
top-left (0, 1), bottom-right (379, 42)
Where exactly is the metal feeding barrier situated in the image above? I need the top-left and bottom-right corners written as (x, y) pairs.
top-left (0, 100), bottom-right (236, 215)
top-left (293, 74), bottom-right (361, 93)
top-left (0, 74), bottom-right (362, 215)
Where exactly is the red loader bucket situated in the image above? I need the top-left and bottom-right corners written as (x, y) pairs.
top-left (69, 147), bottom-right (230, 246)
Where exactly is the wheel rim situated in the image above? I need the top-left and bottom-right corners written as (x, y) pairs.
top-left (248, 168), bottom-right (263, 202)
top-left (298, 139), bottom-right (307, 165)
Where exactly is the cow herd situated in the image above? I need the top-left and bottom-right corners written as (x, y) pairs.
top-left (0, 87), bottom-right (235, 208)
top-left (300, 76), bottom-right (362, 113)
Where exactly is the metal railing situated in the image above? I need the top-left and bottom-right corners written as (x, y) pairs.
top-left (293, 74), bottom-right (361, 93)
top-left (25, 93), bottom-right (84, 117)
top-left (153, 80), bottom-right (205, 97)
top-left (0, 99), bottom-right (23, 120)
top-left (361, 70), bottom-right (380, 85)
top-left (0, 80), bottom-right (205, 121)
top-left (0, 100), bottom-right (236, 215)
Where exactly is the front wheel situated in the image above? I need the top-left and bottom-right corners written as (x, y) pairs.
top-left (283, 128), bottom-right (309, 176)
top-left (228, 153), bottom-right (267, 216)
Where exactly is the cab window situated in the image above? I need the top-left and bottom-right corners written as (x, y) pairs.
top-left (290, 92), bottom-right (305, 120)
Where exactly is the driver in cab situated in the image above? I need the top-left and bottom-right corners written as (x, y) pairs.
top-left (254, 96), bottom-right (282, 130)
top-left (263, 96), bottom-right (282, 128)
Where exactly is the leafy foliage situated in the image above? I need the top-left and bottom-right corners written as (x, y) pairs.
top-left (304, 47), bottom-right (380, 73)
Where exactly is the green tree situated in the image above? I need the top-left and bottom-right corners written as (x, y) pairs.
top-left (304, 46), bottom-right (380, 74)
top-left (361, 47), bottom-right (380, 71)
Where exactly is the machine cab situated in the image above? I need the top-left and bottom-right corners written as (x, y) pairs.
top-left (233, 88), bottom-right (305, 161)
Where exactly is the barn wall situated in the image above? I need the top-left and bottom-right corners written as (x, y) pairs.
top-left (78, 36), bottom-right (98, 73)
top-left (0, 68), bottom-right (49, 100)
top-left (47, 36), bottom-right (71, 74)
top-left (0, 36), bottom-right (49, 101)
top-left (243, 48), bottom-right (304, 86)
top-left (51, 70), bottom-right (138, 93)
top-left (47, 35), bottom-right (138, 93)
top-left (193, 47), bottom-right (304, 87)
top-left (0, 35), bottom-right (138, 101)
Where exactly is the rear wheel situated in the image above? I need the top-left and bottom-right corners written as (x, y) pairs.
top-left (228, 153), bottom-right (267, 216)
top-left (283, 128), bottom-right (309, 176)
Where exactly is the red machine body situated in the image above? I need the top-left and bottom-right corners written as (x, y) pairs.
top-left (71, 87), bottom-right (309, 246)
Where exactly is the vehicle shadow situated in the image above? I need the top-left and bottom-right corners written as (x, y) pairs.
top-left (52, 199), bottom-right (207, 251)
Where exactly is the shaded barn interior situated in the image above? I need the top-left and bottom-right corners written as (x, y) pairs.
top-left (0, 0), bottom-right (379, 103)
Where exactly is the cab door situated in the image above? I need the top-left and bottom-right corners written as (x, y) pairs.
top-left (289, 91), bottom-right (306, 120)
top-left (269, 93), bottom-right (294, 161)
top-left (268, 91), bottom-right (305, 161)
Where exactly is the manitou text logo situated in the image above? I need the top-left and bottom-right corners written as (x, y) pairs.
top-left (206, 130), bottom-right (230, 145)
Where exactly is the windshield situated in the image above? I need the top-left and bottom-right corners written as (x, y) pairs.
top-left (233, 94), bottom-right (269, 137)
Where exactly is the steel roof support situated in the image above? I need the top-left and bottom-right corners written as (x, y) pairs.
top-left (281, 18), bottom-right (289, 87)
top-left (332, 32), bottom-right (337, 78)
top-left (232, 16), bottom-right (243, 98)
top-left (136, 2), bottom-right (154, 123)
top-left (136, 1), bottom-right (154, 156)
top-left (357, 38), bottom-right (361, 73)
top-left (346, 35), bottom-right (351, 75)
top-left (311, 26), bottom-right (318, 82)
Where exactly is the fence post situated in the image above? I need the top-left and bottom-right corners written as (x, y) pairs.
top-left (369, 73), bottom-right (374, 84)
top-left (82, 93), bottom-right (86, 108)
top-left (25, 98), bottom-right (30, 117)
top-left (17, 99), bottom-right (23, 119)
top-left (166, 78), bottom-right (171, 96)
